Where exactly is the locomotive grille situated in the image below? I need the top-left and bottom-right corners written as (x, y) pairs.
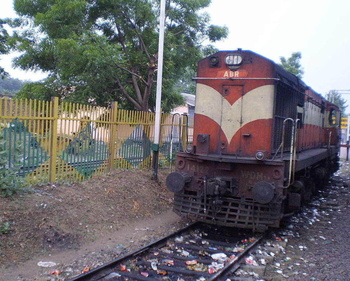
top-left (174, 191), bottom-right (281, 229)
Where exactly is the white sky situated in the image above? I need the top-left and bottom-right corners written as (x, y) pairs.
top-left (207, 0), bottom-right (350, 111)
top-left (0, 1), bottom-right (48, 81)
top-left (1, 0), bottom-right (350, 109)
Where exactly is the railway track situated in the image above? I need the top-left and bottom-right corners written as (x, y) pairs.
top-left (68, 223), bottom-right (265, 281)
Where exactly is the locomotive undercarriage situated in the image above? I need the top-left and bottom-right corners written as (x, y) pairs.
top-left (167, 148), bottom-right (339, 231)
top-left (167, 154), bottom-right (287, 231)
top-left (286, 154), bottom-right (340, 211)
top-left (174, 190), bottom-right (282, 232)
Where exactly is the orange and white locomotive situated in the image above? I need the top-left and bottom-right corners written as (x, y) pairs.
top-left (166, 49), bottom-right (340, 231)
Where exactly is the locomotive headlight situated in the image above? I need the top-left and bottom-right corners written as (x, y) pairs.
top-left (225, 54), bottom-right (243, 70)
top-left (209, 55), bottom-right (220, 67)
top-left (255, 151), bottom-right (265, 161)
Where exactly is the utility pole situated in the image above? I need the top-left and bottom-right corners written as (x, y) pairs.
top-left (152, 0), bottom-right (166, 181)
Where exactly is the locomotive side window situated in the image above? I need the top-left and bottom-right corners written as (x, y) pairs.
top-left (297, 112), bottom-right (303, 128)
top-left (297, 106), bottom-right (304, 128)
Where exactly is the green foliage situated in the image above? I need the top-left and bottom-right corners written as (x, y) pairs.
top-left (0, 19), bottom-right (10, 78)
top-left (279, 52), bottom-right (304, 79)
top-left (6, 0), bottom-right (227, 111)
top-left (15, 77), bottom-right (60, 100)
top-left (0, 221), bottom-right (12, 234)
top-left (0, 132), bottom-right (28, 197)
top-left (0, 77), bottom-right (26, 96)
top-left (325, 90), bottom-right (348, 113)
top-left (173, 67), bottom-right (196, 96)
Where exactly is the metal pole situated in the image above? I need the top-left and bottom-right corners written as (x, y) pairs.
top-left (347, 116), bottom-right (350, 161)
top-left (152, 0), bottom-right (166, 180)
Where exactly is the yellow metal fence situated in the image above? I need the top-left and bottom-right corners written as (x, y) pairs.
top-left (0, 97), bottom-right (190, 184)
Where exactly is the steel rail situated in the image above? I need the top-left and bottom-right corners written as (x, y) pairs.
top-left (67, 222), bottom-right (199, 281)
top-left (68, 222), bottom-right (264, 281)
top-left (208, 234), bottom-right (265, 280)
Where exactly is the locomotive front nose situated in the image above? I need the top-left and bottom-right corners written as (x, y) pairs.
top-left (166, 172), bottom-right (191, 193)
top-left (252, 181), bottom-right (275, 204)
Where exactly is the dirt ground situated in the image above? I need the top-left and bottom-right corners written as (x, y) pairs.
top-left (0, 168), bottom-right (188, 280)
top-left (262, 163), bottom-right (350, 281)
top-left (1, 163), bottom-right (350, 281)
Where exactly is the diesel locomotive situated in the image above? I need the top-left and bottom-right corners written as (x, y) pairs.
top-left (166, 49), bottom-right (340, 231)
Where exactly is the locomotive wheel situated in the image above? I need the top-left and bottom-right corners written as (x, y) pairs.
top-left (301, 178), bottom-right (315, 203)
top-left (300, 186), bottom-right (312, 204)
top-left (309, 179), bottom-right (316, 195)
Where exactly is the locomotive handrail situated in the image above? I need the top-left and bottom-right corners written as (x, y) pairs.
top-left (280, 118), bottom-right (299, 187)
top-left (280, 118), bottom-right (294, 160)
top-left (328, 131), bottom-right (332, 149)
top-left (293, 119), bottom-right (301, 183)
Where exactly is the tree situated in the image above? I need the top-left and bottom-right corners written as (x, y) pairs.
top-left (173, 45), bottom-right (217, 96)
top-left (6, 0), bottom-right (228, 111)
top-left (0, 19), bottom-right (9, 78)
top-left (0, 77), bottom-right (26, 96)
top-left (325, 90), bottom-right (348, 114)
top-left (279, 52), bottom-right (304, 79)
top-left (173, 67), bottom-right (196, 96)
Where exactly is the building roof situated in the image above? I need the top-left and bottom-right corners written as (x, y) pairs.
top-left (181, 93), bottom-right (195, 107)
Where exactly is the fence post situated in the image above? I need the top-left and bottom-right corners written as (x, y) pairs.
top-left (49, 97), bottom-right (59, 183)
top-left (108, 102), bottom-right (118, 170)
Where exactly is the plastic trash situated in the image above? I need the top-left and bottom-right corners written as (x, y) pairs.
top-left (37, 261), bottom-right (57, 267)
top-left (151, 261), bottom-right (158, 270)
top-left (157, 269), bottom-right (167, 275)
top-left (245, 256), bottom-right (258, 266)
top-left (208, 262), bottom-right (224, 274)
top-left (120, 264), bottom-right (128, 271)
top-left (175, 236), bottom-right (184, 243)
top-left (82, 266), bottom-right (90, 273)
top-left (163, 259), bottom-right (174, 266)
top-left (211, 253), bottom-right (228, 262)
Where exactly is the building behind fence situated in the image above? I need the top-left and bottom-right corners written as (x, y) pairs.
top-left (0, 97), bottom-right (191, 184)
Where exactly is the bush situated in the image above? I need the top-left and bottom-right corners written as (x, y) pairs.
top-left (0, 132), bottom-right (27, 197)
top-left (0, 222), bottom-right (12, 234)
